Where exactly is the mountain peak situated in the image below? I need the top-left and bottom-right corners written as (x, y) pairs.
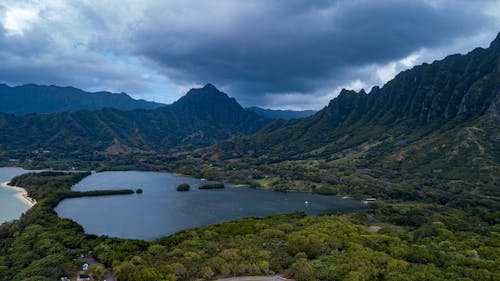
top-left (203, 83), bottom-right (218, 90)
top-left (182, 83), bottom-right (228, 98)
top-left (169, 84), bottom-right (267, 129)
top-left (172, 84), bottom-right (243, 113)
top-left (490, 32), bottom-right (500, 49)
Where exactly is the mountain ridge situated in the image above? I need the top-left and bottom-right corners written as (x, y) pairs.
top-left (0, 83), bottom-right (165, 115)
top-left (171, 33), bottom-right (499, 208)
top-left (246, 106), bottom-right (317, 119)
top-left (0, 84), bottom-right (270, 160)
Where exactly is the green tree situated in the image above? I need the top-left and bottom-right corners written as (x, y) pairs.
top-left (176, 183), bottom-right (190, 191)
top-left (87, 264), bottom-right (105, 281)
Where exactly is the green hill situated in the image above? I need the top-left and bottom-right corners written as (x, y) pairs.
top-left (0, 84), bottom-right (269, 161)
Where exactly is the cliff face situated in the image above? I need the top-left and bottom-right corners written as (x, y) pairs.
top-left (199, 33), bottom-right (499, 185)
top-left (323, 34), bottom-right (499, 126)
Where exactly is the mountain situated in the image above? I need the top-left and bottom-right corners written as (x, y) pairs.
top-left (0, 83), bottom-right (165, 114)
top-left (0, 84), bottom-right (269, 160)
top-left (179, 33), bottom-right (499, 209)
top-left (206, 33), bottom-right (499, 160)
top-left (246, 106), bottom-right (317, 119)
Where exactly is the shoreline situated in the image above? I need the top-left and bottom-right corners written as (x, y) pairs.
top-left (1, 181), bottom-right (37, 207)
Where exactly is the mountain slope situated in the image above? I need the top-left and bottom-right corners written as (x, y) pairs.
top-left (0, 84), bottom-right (269, 159)
top-left (205, 33), bottom-right (499, 159)
top-left (176, 33), bottom-right (499, 210)
top-left (0, 83), bottom-right (165, 114)
top-left (246, 106), bottom-right (317, 119)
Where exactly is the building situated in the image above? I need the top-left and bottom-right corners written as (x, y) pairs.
top-left (77, 274), bottom-right (91, 281)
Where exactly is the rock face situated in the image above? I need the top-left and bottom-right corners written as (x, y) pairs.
top-left (202, 33), bottom-right (499, 175)
top-left (488, 92), bottom-right (500, 115)
top-left (323, 33), bottom-right (499, 125)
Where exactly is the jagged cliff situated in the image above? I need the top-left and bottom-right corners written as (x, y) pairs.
top-left (198, 33), bottom-right (500, 185)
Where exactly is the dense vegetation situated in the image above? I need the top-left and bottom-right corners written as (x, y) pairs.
top-left (0, 172), bottom-right (91, 281)
top-left (0, 83), bottom-right (269, 162)
top-left (0, 172), bottom-right (498, 281)
top-left (177, 183), bottom-right (190, 191)
top-left (152, 32), bottom-right (500, 223)
top-left (0, 172), bottom-right (139, 281)
top-left (0, 33), bottom-right (498, 281)
top-left (9, 171), bottom-right (135, 201)
top-left (199, 183), bottom-right (225, 189)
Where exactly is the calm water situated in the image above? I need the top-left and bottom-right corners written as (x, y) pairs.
top-left (56, 171), bottom-right (365, 240)
top-left (0, 167), bottom-right (33, 224)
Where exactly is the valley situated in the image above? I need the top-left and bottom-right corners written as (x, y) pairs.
top-left (0, 26), bottom-right (498, 281)
top-left (54, 170), bottom-right (364, 240)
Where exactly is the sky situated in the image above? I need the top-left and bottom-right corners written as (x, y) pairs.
top-left (0, 0), bottom-right (499, 110)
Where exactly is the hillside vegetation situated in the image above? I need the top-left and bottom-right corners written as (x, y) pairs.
top-left (0, 84), bottom-right (269, 162)
top-left (161, 33), bottom-right (500, 223)
top-left (0, 33), bottom-right (498, 281)
top-left (0, 172), bottom-right (498, 281)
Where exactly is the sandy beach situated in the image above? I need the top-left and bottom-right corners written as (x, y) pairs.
top-left (1, 181), bottom-right (37, 207)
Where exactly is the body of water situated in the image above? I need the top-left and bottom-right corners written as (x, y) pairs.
top-left (55, 171), bottom-right (366, 240)
top-left (0, 167), bottom-right (33, 224)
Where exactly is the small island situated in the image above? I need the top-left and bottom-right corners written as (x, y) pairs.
top-left (136, 188), bottom-right (143, 194)
top-left (198, 182), bottom-right (225, 189)
top-left (176, 183), bottom-right (190, 191)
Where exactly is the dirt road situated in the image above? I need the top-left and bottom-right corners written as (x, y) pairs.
top-left (215, 276), bottom-right (292, 281)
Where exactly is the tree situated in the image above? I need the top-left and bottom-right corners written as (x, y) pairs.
top-left (290, 258), bottom-right (316, 281)
top-left (176, 183), bottom-right (190, 191)
top-left (199, 266), bottom-right (214, 279)
top-left (87, 264), bottom-right (105, 281)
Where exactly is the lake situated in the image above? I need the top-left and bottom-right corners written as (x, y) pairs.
top-left (55, 171), bottom-right (366, 240)
top-left (0, 167), bottom-right (34, 224)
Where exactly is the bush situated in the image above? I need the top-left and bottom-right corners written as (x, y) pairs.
top-left (199, 182), bottom-right (225, 189)
top-left (176, 183), bottom-right (190, 191)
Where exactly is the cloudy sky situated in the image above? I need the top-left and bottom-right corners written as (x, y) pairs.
top-left (0, 0), bottom-right (499, 109)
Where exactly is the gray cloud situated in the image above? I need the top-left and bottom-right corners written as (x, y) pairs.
top-left (132, 0), bottom-right (499, 107)
top-left (0, 0), bottom-right (498, 109)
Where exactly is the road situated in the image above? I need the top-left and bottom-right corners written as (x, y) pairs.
top-left (103, 269), bottom-right (115, 281)
top-left (84, 254), bottom-right (115, 281)
top-left (216, 276), bottom-right (292, 281)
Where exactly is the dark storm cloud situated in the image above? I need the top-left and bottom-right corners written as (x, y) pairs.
top-left (131, 0), bottom-right (498, 106)
top-left (0, 0), bottom-right (498, 108)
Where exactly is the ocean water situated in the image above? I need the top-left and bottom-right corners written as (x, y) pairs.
top-left (0, 167), bottom-right (33, 224)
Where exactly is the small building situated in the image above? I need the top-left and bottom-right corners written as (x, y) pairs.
top-left (363, 198), bottom-right (377, 204)
top-left (77, 274), bottom-right (91, 281)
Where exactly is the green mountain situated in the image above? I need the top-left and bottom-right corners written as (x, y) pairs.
top-left (176, 33), bottom-right (499, 212)
top-left (0, 83), bottom-right (165, 114)
top-left (246, 106), bottom-right (317, 119)
top-left (0, 84), bottom-right (269, 160)
top-left (0, 34), bottom-right (498, 281)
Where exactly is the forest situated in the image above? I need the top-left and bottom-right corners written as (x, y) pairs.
top-left (0, 172), bottom-right (498, 281)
